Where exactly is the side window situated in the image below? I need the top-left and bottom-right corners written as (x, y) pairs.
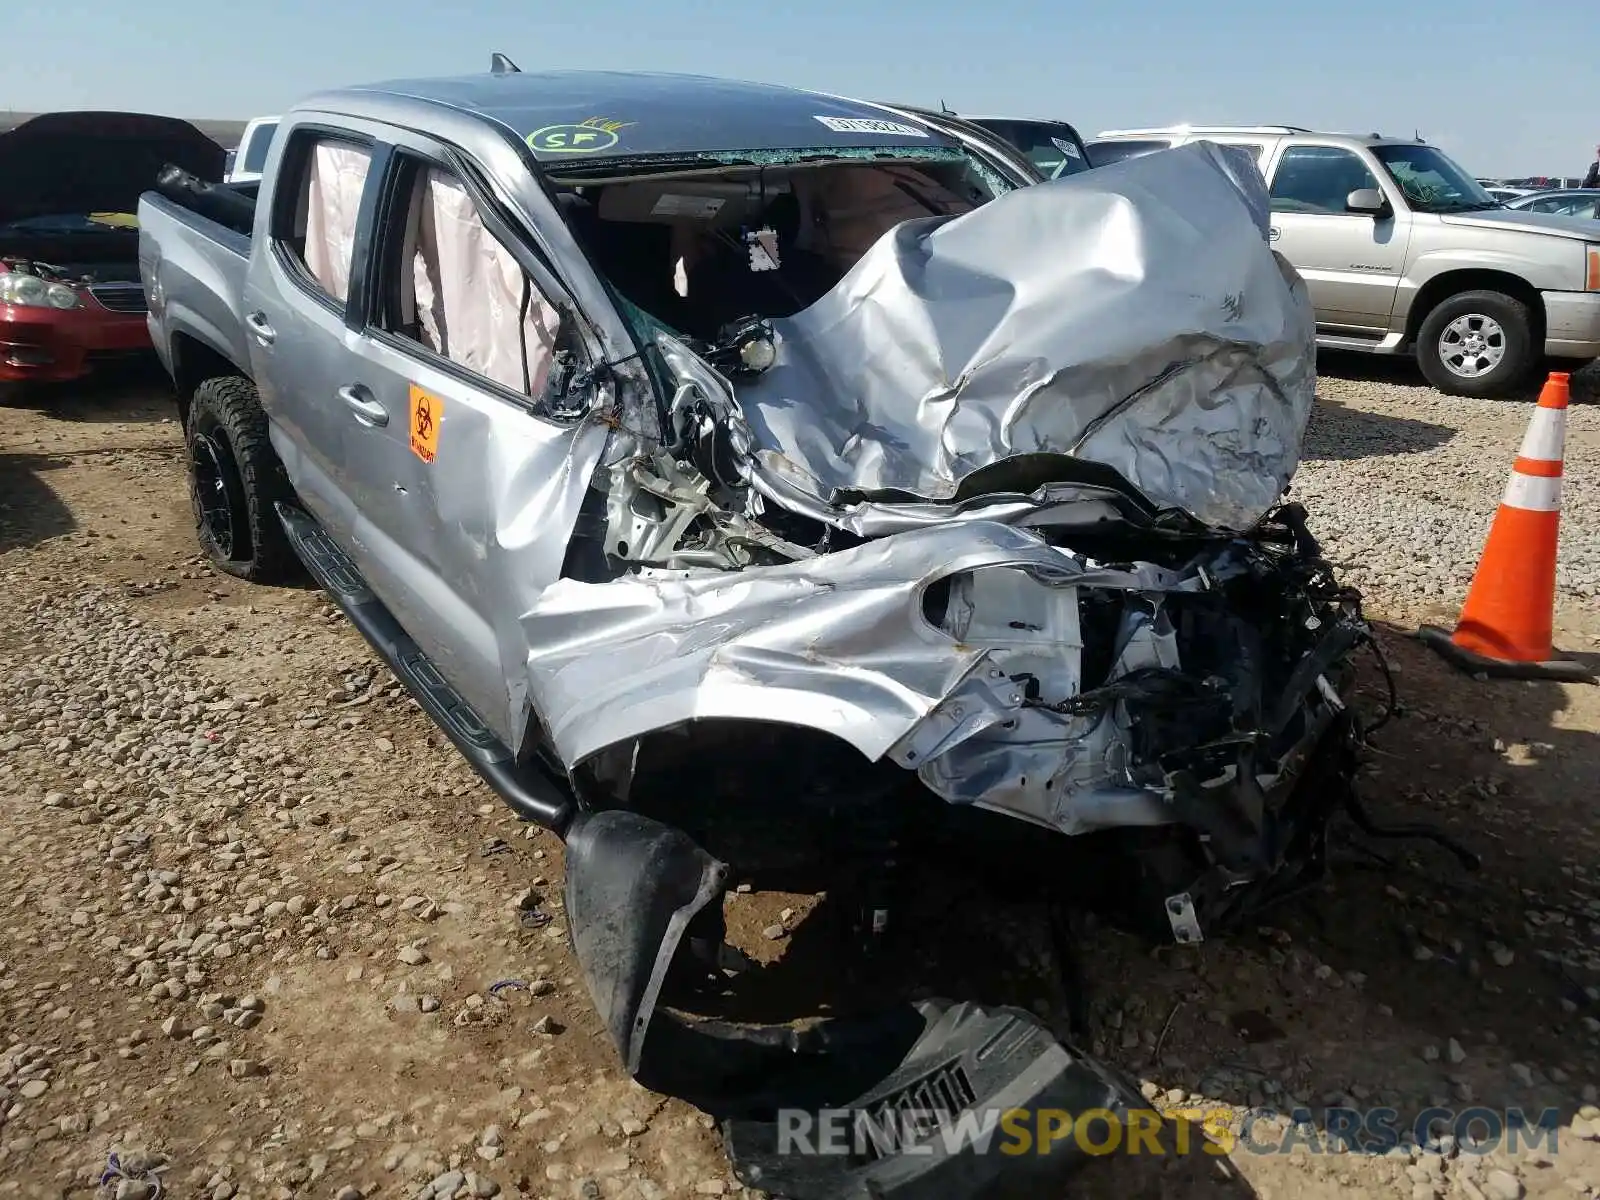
top-left (241, 122), bottom-right (278, 174)
top-left (374, 157), bottom-right (560, 399)
top-left (975, 121), bottom-right (1089, 180)
top-left (1526, 197), bottom-right (1567, 213)
top-left (1269, 146), bottom-right (1381, 214)
top-left (273, 132), bottom-right (373, 305)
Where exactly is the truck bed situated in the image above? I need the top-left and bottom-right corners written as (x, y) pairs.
top-left (137, 171), bottom-right (258, 385)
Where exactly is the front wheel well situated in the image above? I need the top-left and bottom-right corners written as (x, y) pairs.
top-left (169, 332), bottom-right (248, 430)
top-left (1404, 270), bottom-right (1545, 349)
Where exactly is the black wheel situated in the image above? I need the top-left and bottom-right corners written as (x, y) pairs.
top-left (186, 375), bottom-right (298, 582)
top-left (1415, 290), bottom-right (1535, 398)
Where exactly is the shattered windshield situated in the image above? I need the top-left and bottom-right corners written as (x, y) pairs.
top-left (553, 149), bottom-right (1013, 345)
top-left (1371, 144), bottom-right (1500, 212)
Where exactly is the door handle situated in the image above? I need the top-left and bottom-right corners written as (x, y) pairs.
top-left (245, 311), bottom-right (276, 345)
top-left (337, 385), bottom-right (389, 427)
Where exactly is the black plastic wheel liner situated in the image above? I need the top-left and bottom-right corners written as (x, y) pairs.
top-left (563, 810), bottom-right (1148, 1200)
top-left (563, 809), bottom-right (731, 1076)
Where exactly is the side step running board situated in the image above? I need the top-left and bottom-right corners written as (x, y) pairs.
top-left (275, 502), bottom-right (576, 836)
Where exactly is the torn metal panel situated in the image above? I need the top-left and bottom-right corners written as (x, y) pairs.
top-left (520, 520), bottom-right (1210, 768)
top-left (731, 140), bottom-right (1316, 531)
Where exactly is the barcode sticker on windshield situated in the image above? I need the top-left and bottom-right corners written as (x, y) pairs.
top-left (813, 115), bottom-right (929, 138)
top-left (651, 193), bottom-right (725, 218)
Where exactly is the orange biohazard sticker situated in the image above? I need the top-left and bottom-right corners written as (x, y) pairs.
top-left (408, 385), bottom-right (441, 463)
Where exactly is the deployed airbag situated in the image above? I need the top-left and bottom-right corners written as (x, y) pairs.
top-left (734, 140), bottom-right (1316, 530)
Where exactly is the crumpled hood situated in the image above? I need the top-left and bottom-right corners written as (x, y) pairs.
top-left (733, 140), bottom-right (1317, 531)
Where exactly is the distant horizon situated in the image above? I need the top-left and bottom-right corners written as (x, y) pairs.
top-left (0, 104), bottom-right (1580, 182)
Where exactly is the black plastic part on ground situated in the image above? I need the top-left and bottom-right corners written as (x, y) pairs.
top-left (719, 1000), bottom-right (1145, 1200)
top-left (562, 808), bottom-right (1146, 1200)
top-left (563, 809), bottom-right (730, 1075)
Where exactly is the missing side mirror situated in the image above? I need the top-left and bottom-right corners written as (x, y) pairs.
top-left (1346, 188), bottom-right (1388, 216)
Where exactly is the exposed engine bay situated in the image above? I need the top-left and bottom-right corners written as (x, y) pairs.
top-left (0, 215), bottom-right (144, 288)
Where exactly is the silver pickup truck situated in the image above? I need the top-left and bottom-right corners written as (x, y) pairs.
top-left (138, 62), bottom-right (1416, 1194)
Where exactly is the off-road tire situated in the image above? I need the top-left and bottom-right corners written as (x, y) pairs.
top-left (185, 375), bottom-right (299, 582)
top-left (1415, 289), bottom-right (1535, 399)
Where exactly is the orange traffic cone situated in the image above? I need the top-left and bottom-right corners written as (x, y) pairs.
top-left (1420, 372), bottom-right (1595, 682)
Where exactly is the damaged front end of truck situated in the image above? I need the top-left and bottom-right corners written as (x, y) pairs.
top-left (515, 138), bottom-right (1368, 1197)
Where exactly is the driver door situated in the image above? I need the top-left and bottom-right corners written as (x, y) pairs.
top-left (1265, 144), bottom-right (1411, 334)
top-left (331, 138), bottom-right (600, 745)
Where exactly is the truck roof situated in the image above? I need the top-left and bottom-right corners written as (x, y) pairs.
top-left (330, 69), bottom-right (960, 162)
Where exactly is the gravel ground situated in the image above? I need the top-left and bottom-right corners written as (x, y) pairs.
top-left (1295, 357), bottom-right (1600, 627)
top-left (1, 359), bottom-right (1599, 1200)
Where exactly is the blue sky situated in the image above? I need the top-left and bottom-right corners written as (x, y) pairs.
top-left (9, 0), bottom-right (1594, 178)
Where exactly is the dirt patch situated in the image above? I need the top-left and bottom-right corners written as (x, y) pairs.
top-left (1, 370), bottom-right (1598, 1200)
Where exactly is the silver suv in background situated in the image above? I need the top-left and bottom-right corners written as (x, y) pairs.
top-left (1086, 126), bottom-right (1600, 397)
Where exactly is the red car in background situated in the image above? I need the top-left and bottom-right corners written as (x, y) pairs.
top-left (0, 111), bottom-right (222, 387)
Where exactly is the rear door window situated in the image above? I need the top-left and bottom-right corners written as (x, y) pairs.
top-left (1541, 195), bottom-right (1600, 217)
top-left (1210, 141), bottom-right (1265, 166)
top-left (270, 131), bottom-right (374, 307)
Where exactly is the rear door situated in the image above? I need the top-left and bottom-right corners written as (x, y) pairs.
top-left (243, 119), bottom-right (389, 542)
top-left (1262, 142), bottom-right (1411, 334)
